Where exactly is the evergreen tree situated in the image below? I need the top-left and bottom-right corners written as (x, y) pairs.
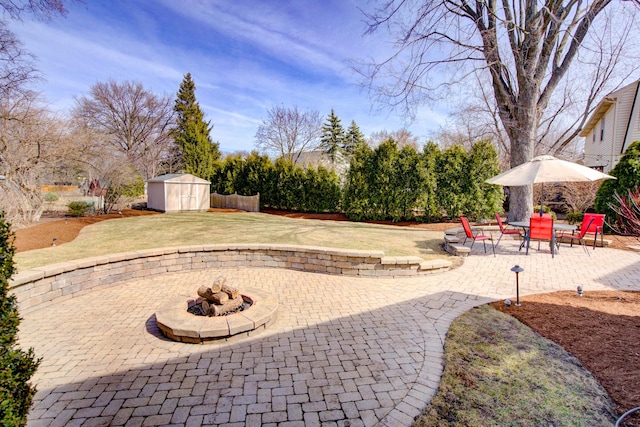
top-left (319, 109), bottom-right (345, 163)
top-left (437, 145), bottom-right (470, 219)
top-left (173, 73), bottom-right (221, 180)
top-left (420, 142), bottom-right (441, 222)
top-left (343, 144), bottom-right (375, 221)
top-left (343, 120), bottom-right (366, 157)
top-left (0, 212), bottom-right (40, 426)
top-left (467, 140), bottom-right (504, 220)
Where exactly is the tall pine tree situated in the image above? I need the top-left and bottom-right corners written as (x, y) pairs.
top-left (173, 73), bottom-right (221, 180)
top-left (343, 120), bottom-right (366, 157)
top-left (320, 109), bottom-right (345, 163)
top-left (0, 212), bottom-right (40, 426)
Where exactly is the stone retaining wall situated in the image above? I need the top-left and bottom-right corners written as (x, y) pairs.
top-left (9, 244), bottom-right (452, 313)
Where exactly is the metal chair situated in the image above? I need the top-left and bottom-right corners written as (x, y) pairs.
top-left (494, 213), bottom-right (523, 248)
top-left (526, 216), bottom-right (556, 258)
top-left (582, 213), bottom-right (605, 249)
top-left (460, 216), bottom-right (495, 256)
top-left (557, 216), bottom-right (596, 255)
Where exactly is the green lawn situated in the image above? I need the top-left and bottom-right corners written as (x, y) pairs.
top-left (15, 211), bottom-right (456, 270)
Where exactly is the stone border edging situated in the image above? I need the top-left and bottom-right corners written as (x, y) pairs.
top-left (156, 288), bottom-right (278, 343)
top-left (10, 244), bottom-right (452, 313)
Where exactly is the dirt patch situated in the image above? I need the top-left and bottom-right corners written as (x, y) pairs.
top-left (11, 208), bottom-right (640, 423)
top-left (13, 209), bottom-right (159, 253)
top-left (492, 291), bottom-right (640, 425)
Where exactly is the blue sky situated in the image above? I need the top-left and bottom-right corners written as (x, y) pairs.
top-left (8, 0), bottom-right (448, 154)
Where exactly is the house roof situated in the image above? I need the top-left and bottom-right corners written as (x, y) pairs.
top-left (147, 173), bottom-right (210, 184)
top-left (579, 97), bottom-right (616, 137)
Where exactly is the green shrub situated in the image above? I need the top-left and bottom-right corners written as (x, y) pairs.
top-left (0, 212), bottom-right (41, 426)
top-left (43, 192), bottom-right (59, 203)
top-left (534, 205), bottom-right (557, 220)
top-left (67, 201), bottom-right (93, 217)
top-left (565, 211), bottom-right (584, 224)
top-left (118, 175), bottom-right (145, 198)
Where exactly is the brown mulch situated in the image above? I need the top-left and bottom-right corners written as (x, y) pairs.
top-left (13, 209), bottom-right (159, 253)
top-left (12, 209), bottom-right (640, 424)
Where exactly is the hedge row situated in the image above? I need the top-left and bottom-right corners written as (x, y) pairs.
top-left (208, 140), bottom-right (504, 222)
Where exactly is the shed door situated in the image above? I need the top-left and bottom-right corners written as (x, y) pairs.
top-left (180, 183), bottom-right (198, 210)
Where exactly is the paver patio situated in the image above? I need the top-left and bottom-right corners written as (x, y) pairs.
top-left (19, 239), bottom-right (640, 426)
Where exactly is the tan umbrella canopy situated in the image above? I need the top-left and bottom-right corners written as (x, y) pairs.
top-left (486, 155), bottom-right (615, 216)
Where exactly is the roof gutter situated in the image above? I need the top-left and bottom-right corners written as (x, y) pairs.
top-left (621, 80), bottom-right (640, 154)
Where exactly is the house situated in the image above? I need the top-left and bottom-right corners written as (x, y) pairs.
top-left (147, 173), bottom-right (211, 212)
top-left (580, 80), bottom-right (640, 173)
top-left (295, 150), bottom-right (350, 178)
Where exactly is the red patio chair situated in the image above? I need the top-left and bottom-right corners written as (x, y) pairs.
top-left (460, 216), bottom-right (495, 256)
top-left (556, 216), bottom-right (595, 255)
top-left (583, 213), bottom-right (605, 249)
top-left (494, 213), bottom-right (523, 248)
top-left (526, 216), bottom-right (556, 258)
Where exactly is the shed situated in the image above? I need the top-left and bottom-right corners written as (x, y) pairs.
top-left (147, 174), bottom-right (211, 212)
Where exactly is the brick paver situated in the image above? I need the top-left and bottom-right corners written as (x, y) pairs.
top-left (20, 239), bottom-right (640, 426)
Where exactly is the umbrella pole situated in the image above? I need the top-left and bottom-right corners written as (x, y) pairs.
top-left (539, 183), bottom-right (544, 217)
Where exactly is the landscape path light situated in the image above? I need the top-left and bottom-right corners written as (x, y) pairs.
top-left (511, 265), bottom-right (524, 307)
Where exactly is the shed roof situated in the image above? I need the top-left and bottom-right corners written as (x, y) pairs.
top-left (147, 173), bottom-right (210, 184)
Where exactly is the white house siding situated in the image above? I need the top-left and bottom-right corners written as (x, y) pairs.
top-left (581, 81), bottom-right (640, 173)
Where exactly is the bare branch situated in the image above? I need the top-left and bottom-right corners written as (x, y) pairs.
top-left (72, 79), bottom-right (175, 180)
top-left (254, 105), bottom-right (322, 164)
top-left (0, 0), bottom-right (71, 21)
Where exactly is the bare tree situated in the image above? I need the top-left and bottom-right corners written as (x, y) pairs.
top-left (0, 0), bottom-right (70, 20)
top-left (0, 0), bottom-right (76, 97)
top-left (359, 0), bottom-right (639, 220)
top-left (0, 91), bottom-right (69, 225)
top-left (254, 105), bottom-right (322, 164)
top-left (0, 25), bottom-right (39, 99)
top-left (72, 79), bottom-right (175, 180)
top-left (368, 129), bottom-right (419, 149)
top-left (561, 181), bottom-right (602, 214)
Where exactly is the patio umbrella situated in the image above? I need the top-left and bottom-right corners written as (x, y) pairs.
top-left (485, 155), bottom-right (615, 215)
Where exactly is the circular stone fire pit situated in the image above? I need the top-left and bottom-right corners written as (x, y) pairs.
top-left (155, 288), bottom-right (278, 343)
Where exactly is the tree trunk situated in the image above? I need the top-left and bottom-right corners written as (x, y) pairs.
top-left (505, 106), bottom-right (536, 222)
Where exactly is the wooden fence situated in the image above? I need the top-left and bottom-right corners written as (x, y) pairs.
top-left (210, 192), bottom-right (260, 212)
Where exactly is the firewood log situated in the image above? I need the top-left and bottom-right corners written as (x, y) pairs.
top-left (221, 284), bottom-right (239, 299)
top-left (209, 292), bottom-right (229, 305)
top-left (211, 276), bottom-right (226, 293)
top-left (197, 286), bottom-right (214, 299)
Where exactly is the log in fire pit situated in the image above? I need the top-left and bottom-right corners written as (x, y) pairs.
top-left (189, 277), bottom-right (248, 317)
top-left (155, 277), bottom-right (278, 344)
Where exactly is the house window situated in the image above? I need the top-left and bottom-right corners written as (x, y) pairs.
top-left (600, 117), bottom-right (605, 141)
top-left (592, 132), bottom-right (595, 143)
